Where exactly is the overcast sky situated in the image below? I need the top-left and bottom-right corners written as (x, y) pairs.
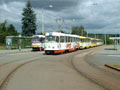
top-left (0, 0), bottom-right (120, 34)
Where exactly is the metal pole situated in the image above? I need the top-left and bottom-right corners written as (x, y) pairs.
top-left (87, 32), bottom-right (88, 37)
top-left (69, 24), bottom-right (71, 34)
top-left (115, 34), bottom-right (118, 50)
top-left (19, 35), bottom-right (22, 51)
top-left (41, 5), bottom-right (53, 34)
top-left (94, 33), bottom-right (96, 39)
top-left (41, 9), bottom-right (44, 34)
top-left (104, 34), bottom-right (107, 45)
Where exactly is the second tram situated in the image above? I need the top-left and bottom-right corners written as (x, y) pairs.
top-left (32, 35), bottom-right (45, 51)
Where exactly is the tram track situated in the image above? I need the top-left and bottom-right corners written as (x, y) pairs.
top-left (69, 46), bottom-right (120, 90)
top-left (85, 53), bottom-right (120, 80)
top-left (69, 50), bottom-right (109, 90)
top-left (0, 47), bottom-right (100, 90)
top-left (1, 46), bottom-right (115, 90)
top-left (0, 55), bottom-right (47, 90)
top-left (60, 47), bottom-right (106, 90)
top-left (0, 52), bottom-right (43, 68)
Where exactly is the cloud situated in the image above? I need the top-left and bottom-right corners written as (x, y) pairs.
top-left (0, 1), bottom-right (24, 23)
top-left (0, 0), bottom-right (120, 34)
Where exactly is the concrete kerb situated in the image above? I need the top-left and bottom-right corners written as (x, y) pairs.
top-left (105, 64), bottom-right (120, 72)
top-left (0, 49), bottom-right (32, 55)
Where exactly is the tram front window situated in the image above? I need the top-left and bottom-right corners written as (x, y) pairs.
top-left (46, 36), bottom-right (59, 43)
top-left (32, 37), bottom-right (44, 43)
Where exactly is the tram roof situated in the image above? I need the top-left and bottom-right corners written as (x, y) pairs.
top-left (110, 37), bottom-right (120, 40)
top-left (46, 32), bottom-right (80, 38)
top-left (80, 36), bottom-right (86, 39)
top-left (96, 39), bottom-right (101, 41)
top-left (32, 35), bottom-right (45, 38)
top-left (90, 38), bottom-right (95, 40)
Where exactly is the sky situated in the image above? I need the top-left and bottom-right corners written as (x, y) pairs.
top-left (0, 0), bottom-right (120, 34)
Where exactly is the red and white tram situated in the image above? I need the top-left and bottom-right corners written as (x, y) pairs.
top-left (45, 32), bottom-right (80, 54)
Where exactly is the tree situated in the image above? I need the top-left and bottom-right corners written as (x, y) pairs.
top-left (0, 21), bottom-right (18, 45)
top-left (0, 21), bottom-right (7, 44)
top-left (21, 1), bottom-right (37, 36)
top-left (7, 24), bottom-right (18, 35)
top-left (72, 26), bottom-right (87, 36)
top-left (0, 20), bottom-right (7, 33)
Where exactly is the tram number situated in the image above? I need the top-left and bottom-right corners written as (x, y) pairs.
top-left (66, 44), bottom-right (71, 48)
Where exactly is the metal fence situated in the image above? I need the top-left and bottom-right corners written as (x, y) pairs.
top-left (6, 36), bottom-right (32, 49)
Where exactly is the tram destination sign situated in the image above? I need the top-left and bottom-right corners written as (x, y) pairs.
top-left (110, 37), bottom-right (120, 40)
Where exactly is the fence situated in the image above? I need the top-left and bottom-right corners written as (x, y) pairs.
top-left (6, 36), bottom-right (32, 49)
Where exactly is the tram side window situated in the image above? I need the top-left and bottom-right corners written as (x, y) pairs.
top-left (68, 37), bottom-right (70, 42)
top-left (70, 37), bottom-right (72, 42)
top-left (65, 36), bottom-right (67, 42)
top-left (73, 37), bottom-right (75, 42)
top-left (79, 38), bottom-right (81, 42)
top-left (60, 36), bottom-right (64, 43)
top-left (56, 36), bottom-right (59, 42)
top-left (72, 37), bottom-right (74, 42)
top-left (86, 39), bottom-right (88, 42)
top-left (64, 36), bottom-right (67, 42)
top-left (74, 38), bottom-right (75, 42)
top-left (75, 38), bottom-right (77, 42)
top-left (74, 37), bottom-right (76, 42)
top-left (81, 39), bottom-right (84, 42)
top-left (67, 37), bottom-right (69, 42)
top-left (76, 38), bottom-right (78, 42)
top-left (41, 38), bottom-right (45, 43)
top-left (77, 38), bottom-right (79, 42)
top-left (88, 39), bottom-right (90, 42)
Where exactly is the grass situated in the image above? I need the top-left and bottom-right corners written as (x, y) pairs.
top-left (0, 45), bottom-right (7, 50)
top-left (111, 65), bottom-right (120, 69)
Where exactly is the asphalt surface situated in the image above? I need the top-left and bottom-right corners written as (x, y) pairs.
top-left (87, 45), bottom-right (120, 66)
top-left (0, 51), bottom-right (43, 64)
top-left (0, 46), bottom-right (120, 90)
top-left (0, 48), bottom-right (104, 90)
top-left (0, 48), bottom-right (32, 55)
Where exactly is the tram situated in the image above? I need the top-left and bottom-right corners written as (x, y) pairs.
top-left (44, 32), bottom-right (103, 54)
top-left (79, 36), bottom-right (91, 49)
top-left (90, 38), bottom-right (97, 47)
top-left (32, 35), bottom-right (45, 51)
top-left (96, 39), bottom-right (103, 46)
top-left (45, 32), bottom-right (80, 54)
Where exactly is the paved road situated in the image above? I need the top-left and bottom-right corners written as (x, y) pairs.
top-left (88, 45), bottom-right (120, 66)
top-left (0, 48), bottom-right (32, 55)
top-left (0, 51), bottom-right (43, 65)
top-left (1, 46), bottom-right (120, 90)
top-left (83, 45), bottom-right (120, 90)
top-left (0, 48), bottom-right (104, 90)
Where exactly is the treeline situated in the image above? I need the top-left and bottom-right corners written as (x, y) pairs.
top-left (72, 26), bottom-right (114, 44)
top-left (88, 34), bottom-right (114, 44)
top-left (0, 21), bottom-right (19, 45)
top-left (72, 26), bottom-right (87, 36)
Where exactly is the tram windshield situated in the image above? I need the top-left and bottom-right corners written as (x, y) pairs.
top-left (46, 36), bottom-right (59, 43)
top-left (92, 40), bottom-right (97, 43)
top-left (32, 37), bottom-right (45, 43)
